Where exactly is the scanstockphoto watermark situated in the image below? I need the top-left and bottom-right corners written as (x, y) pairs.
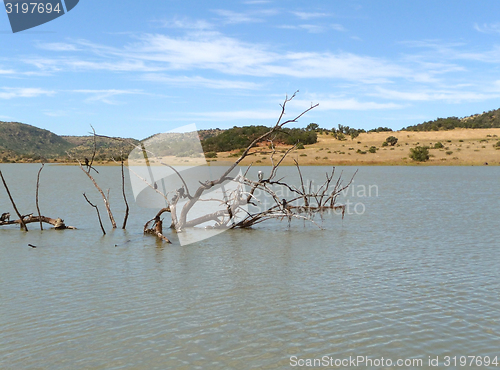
top-left (290, 355), bottom-right (423, 368)
top-left (3, 0), bottom-right (79, 33)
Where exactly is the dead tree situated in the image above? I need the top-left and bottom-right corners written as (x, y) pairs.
top-left (129, 92), bottom-right (356, 242)
top-left (67, 129), bottom-right (117, 229)
top-left (87, 92), bottom-right (355, 243)
top-left (73, 156), bottom-right (117, 228)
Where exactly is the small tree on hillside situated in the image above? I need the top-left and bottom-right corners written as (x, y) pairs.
top-left (386, 136), bottom-right (398, 146)
top-left (306, 123), bottom-right (319, 131)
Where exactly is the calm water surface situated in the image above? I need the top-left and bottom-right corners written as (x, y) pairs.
top-left (0, 164), bottom-right (499, 369)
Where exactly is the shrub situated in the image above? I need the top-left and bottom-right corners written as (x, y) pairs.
top-left (409, 146), bottom-right (430, 162)
top-left (382, 141), bottom-right (388, 147)
top-left (494, 141), bottom-right (500, 148)
top-left (368, 146), bottom-right (377, 153)
top-left (297, 143), bottom-right (305, 149)
top-left (386, 136), bottom-right (398, 146)
top-left (434, 142), bottom-right (444, 149)
top-left (446, 151), bottom-right (453, 155)
top-left (205, 151), bottom-right (217, 158)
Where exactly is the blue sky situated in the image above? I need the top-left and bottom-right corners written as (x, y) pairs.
top-left (2, 0), bottom-right (500, 139)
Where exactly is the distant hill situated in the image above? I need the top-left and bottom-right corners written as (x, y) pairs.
top-left (0, 121), bottom-right (74, 160)
top-left (404, 108), bottom-right (500, 131)
top-left (0, 121), bottom-right (138, 163)
top-left (64, 136), bottom-right (139, 162)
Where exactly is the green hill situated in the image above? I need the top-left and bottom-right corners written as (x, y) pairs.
top-left (64, 135), bottom-right (139, 162)
top-left (0, 121), bottom-right (74, 161)
top-left (0, 121), bottom-right (138, 163)
top-left (404, 108), bottom-right (500, 131)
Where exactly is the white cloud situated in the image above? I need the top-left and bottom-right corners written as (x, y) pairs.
top-left (190, 109), bottom-right (278, 121)
top-left (294, 97), bottom-right (403, 111)
top-left (25, 32), bottom-right (418, 85)
top-left (401, 39), bottom-right (500, 64)
top-left (37, 42), bottom-right (80, 51)
top-left (291, 11), bottom-right (330, 20)
top-left (243, 0), bottom-right (271, 4)
top-left (44, 110), bottom-right (69, 117)
top-left (141, 74), bottom-right (261, 89)
top-left (72, 89), bottom-right (144, 104)
top-left (0, 87), bottom-right (55, 99)
top-left (370, 87), bottom-right (500, 103)
top-left (279, 23), bottom-right (346, 33)
top-left (111, 33), bottom-right (410, 82)
top-left (158, 17), bottom-right (213, 30)
top-left (24, 57), bottom-right (162, 73)
top-left (474, 23), bottom-right (500, 34)
top-left (212, 9), bottom-right (277, 24)
top-left (25, 31), bottom-right (499, 102)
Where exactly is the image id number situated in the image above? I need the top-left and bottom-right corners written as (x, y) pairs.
top-left (5, 2), bottom-right (62, 14)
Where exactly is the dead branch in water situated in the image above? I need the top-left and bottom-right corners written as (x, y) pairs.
top-left (83, 193), bottom-right (106, 235)
top-left (1, 167), bottom-right (76, 231)
top-left (143, 208), bottom-right (171, 243)
top-left (35, 163), bottom-right (44, 230)
top-left (0, 214), bottom-right (76, 229)
top-left (0, 169), bottom-right (28, 231)
top-left (120, 155), bottom-right (130, 229)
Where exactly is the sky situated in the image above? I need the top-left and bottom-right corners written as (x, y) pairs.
top-left (2, 0), bottom-right (500, 139)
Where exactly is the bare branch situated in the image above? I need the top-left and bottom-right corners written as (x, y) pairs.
top-left (35, 163), bottom-right (44, 230)
top-left (83, 193), bottom-right (106, 235)
top-left (120, 156), bottom-right (130, 229)
top-left (0, 170), bottom-right (27, 231)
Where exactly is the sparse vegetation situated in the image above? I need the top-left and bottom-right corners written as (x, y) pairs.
top-left (201, 125), bottom-right (317, 153)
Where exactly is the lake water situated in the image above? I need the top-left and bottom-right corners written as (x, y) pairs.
top-left (1, 164), bottom-right (499, 369)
